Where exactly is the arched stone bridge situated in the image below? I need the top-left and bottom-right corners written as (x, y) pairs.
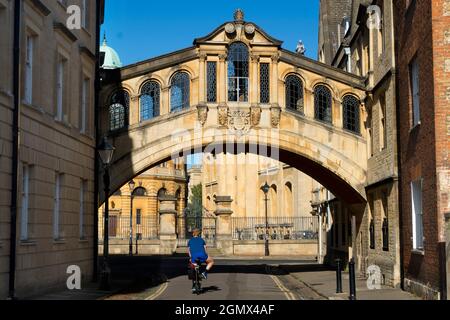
top-left (99, 17), bottom-right (369, 208)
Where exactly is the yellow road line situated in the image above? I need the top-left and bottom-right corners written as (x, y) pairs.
top-left (270, 274), bottom-right (296, 301)
top-left (145, 281), bottom-right (169, 301)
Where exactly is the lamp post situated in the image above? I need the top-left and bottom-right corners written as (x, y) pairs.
top-left (128, 180), bottom-right (136, 256)
top-left (98, 137), bottom-right (115, 291)
top-left (261, 182), bottom-right (270, 256)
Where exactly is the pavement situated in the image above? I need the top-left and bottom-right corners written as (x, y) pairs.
top-left (280, 264), bottom-right (421, 300)
top-left (27, 255), bottom-right (421, 301)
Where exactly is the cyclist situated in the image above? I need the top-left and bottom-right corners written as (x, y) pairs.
top-left (188, 228), bottom-right (214, 280)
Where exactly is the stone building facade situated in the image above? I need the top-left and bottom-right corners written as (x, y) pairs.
top-left (319, 0), bottom-right (401, 287)
top-left (98, 160), bottom-right (187, 255)
top-left (0, 0), bottom-right (104, 299)
top-left (394, 0), bottom-right (450, 300)
top-left (202, 154), bottom-right (316, 219)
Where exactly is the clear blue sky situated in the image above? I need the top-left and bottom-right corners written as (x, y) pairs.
top-left (101, 0), bottom-right (320, 66)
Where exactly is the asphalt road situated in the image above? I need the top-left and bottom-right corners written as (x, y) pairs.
top-left (106, 256), bottom-right (320, 300)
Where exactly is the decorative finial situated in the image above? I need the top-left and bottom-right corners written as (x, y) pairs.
top-left (234, 8), bottom-right (244, 21)
top-left (102, 32), bottom-right (107, 46)
top-left (296, 40), bottom-right (306, 55)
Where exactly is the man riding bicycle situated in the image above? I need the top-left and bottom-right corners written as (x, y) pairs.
top-left (188, 228), bottom-right (214, 281)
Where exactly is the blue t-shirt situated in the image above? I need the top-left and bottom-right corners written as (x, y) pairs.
top-left (188, 237), bottom-right (206, 255)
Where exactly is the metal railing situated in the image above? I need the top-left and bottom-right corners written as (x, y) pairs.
top-left (231, 216), bottom-right (319, 241)
top-left (99, 215), bottom-right (159, 241)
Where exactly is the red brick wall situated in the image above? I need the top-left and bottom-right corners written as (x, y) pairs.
top-left (432, 0), bottom-right (450, 241)
top-left (394, 0), bottom-right (442, 293)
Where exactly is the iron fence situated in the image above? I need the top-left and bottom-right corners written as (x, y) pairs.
top-left (99, 215), bottom-right (158, 241)
top-left (184, 216), bottom-right (217, 247)
top-left (231, 216), bottom-right (319, 241)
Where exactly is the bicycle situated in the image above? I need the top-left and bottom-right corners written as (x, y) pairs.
top-left (188, 258), bottom-right (207, 295)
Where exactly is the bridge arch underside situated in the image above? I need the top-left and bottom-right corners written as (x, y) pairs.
top-left (101, 128), bottom-right (367, 207)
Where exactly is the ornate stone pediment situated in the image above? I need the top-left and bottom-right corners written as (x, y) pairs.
top-left (193, 10), bottom-right (283, 47)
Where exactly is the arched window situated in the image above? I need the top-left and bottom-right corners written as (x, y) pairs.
top-left (314, 85), bottom-right (332, 123)
top-left (228, 42), bottom-right (249, 102)
top-left (140, 81), bottom-right (160, 121)
top-left (170, 72), bottom-right (190, 112)
top-left (109, 90), bottom-right (129, 131)
top-left (285, 75), bottom-right (304, 113)
top-left (157, 188), bottom-right (167, 199)
top-left (132, 187), bottom-right (147, 197)
top-left (343, 95), bottom-right (361, 134)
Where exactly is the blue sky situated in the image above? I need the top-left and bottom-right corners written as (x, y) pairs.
top-left (101, 0), bottom-right (320, 66)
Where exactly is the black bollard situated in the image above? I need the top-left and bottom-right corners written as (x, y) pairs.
top-left (336, 259), bottom-right (343, 293)
top-left (349, 258), bottom-right (357, 300)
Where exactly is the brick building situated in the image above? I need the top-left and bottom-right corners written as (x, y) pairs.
top-left (394, 0), bottom-right (450, 300)
top-left (319, 0), bottom-right (401, 287)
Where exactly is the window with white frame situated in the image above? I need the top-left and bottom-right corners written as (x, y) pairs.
top-left (411, 179), bottom-right (424, 250)
top-left (81, 77), bottom-right (89, 133)
top-left (20, 164), bottom-right (30, 241)
top-left (24, 35), bottom-right (34, 104)
top-left (79, 179), bottom-right (87, 239)
top-left (56, 57), bottom-right (67, 122)
top-left (410, 56), bottom-right (420, 127)
top-left (53, 173), bottom-right (62, 240)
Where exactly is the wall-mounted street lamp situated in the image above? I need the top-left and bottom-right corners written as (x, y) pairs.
top-left (98, 137), bottom-right (115, 291)
top-left (261, 182), bottom-right (270, 257)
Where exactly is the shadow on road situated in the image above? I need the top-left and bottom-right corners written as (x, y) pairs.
top-left (101, 255), bottom-right (332, 295)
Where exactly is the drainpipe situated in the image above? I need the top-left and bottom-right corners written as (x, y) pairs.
top-left (92, 0), bottom-right (104, 282)
top-left (9, 0), bottom-right (22, 300)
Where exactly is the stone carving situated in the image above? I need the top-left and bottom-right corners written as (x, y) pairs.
top-left (251, 106), bottom-right (262, 126)
top-left (225, 23), bottom-right (236, 34)
top-left (270, 105), bottom-right (282, 127)
top-left (245, 23), bottom-right (256, 35)
top-left (228, 109), bottom-right (251, 132)
top-left (234, 8), bottom-right (244, 21)
top-left (218, 105), bottom-right (229, 127)
top-left (197, 104), bottom-right (209, 126)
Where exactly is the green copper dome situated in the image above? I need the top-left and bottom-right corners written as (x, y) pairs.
top-left (100, 35), bottom-right (122, 69)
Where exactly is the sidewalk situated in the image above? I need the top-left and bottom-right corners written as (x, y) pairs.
top-left (283, 266), bottom-right (421, 300)
top-left (28, 278), bottom-right (135, 300)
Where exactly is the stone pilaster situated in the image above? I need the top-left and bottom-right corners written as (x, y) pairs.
top-left (199, 53), bottom-right (207, 104)
top-left (214, 196), bottom-right (234, 255)
top-left (218, 53), bottom-right (227, 105)
top-left (271, 54), bottom-right (280, 104)
top-left (250, 54), bottom-right (260, 104)
top-left (158, 195), bottom-right (178, 254)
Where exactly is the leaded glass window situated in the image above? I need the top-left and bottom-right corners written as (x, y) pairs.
top-left (285, 75), bottom-right (304, 113)
top-left (314, 85), bottom-right (332, 123)
top-left (140, 81), bottom-right (160, 122)
top-left (260, 63), bottom-right (270, 104)
top-left (171, 72), bottom-right (190, 112)
top-left (109, 90), bottom-right (129, 131)
top-left (228, 42), bottom-right (249, 102)
top-left (343, 95), bottom-right (360, 134)
top-left (207, 62), bottom-right (217, 103)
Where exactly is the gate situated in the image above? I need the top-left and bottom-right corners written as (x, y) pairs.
top-left (185, 216), bottom-right (217, 247)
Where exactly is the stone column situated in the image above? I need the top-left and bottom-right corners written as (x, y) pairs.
top-left (162, 86), bottom-right (170, 115)
top-left (218, 53), bottom-right (227, 105)
top-left (199, 53), bottom-right (207, 104)
top-left (214, 196), bottom-right (234, 255)
top-left (158, 195), bottom-right (178, 254)
top-left (271, 54), bottom-right (280, 106)
top-left (250, 54), bottom-right (260, 105)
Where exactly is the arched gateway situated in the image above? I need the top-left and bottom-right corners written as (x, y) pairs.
top-left (99, 12), bottom-right (368, 265)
